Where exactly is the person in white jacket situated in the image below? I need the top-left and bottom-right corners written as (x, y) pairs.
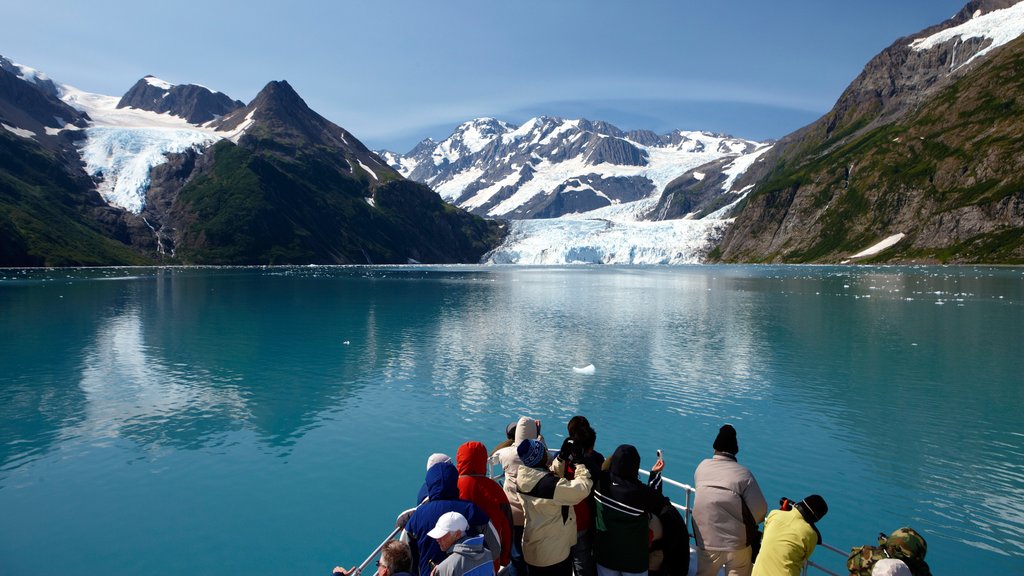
top-left (692, 424), bottom-right (767, 576)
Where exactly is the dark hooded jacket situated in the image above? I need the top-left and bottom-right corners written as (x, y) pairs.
top-left (457, 441), bottom-right (512, 570)
top-left (595, 445), bottom-right (669, 572)
top-left (404, 461), bottom-right (497, 576)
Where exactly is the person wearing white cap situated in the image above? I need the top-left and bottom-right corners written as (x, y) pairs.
top-left (427, 512), bottom-right (495, 576)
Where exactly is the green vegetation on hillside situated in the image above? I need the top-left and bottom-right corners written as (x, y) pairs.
top-left (0, 132), bottom-right (151, 267)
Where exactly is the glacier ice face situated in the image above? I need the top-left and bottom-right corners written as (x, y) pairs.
top-left (79, 127), bottom-right (217, 213)
top-left (485, 217), bottom-right (732, 265)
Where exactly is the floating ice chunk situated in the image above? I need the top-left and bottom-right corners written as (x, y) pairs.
top-left (572, 364), bottom-right (596, 375)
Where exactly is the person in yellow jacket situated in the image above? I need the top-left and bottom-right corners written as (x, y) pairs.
top-left (752, 495), bottom-right (828, 576)
top-left (516, 437), bottom-right (593, 576)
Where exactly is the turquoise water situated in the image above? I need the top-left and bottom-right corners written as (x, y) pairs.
top-left (1, 265), bottom-right (1022, 575)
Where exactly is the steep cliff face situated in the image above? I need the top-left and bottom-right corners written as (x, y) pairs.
top-left (716, 0), bottom-right (1024, 263)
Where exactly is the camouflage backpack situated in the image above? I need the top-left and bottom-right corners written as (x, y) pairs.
top-left (846, 527), bottom-right (931, 576)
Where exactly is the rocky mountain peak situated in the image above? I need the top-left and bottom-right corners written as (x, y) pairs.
top-left (0, 55), bottom-right (89, 146)
top-left (116, 75), bottom-right (243, 125)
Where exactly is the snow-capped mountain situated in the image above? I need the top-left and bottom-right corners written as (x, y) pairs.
top-left (379, 117), bottom-right (764, 221)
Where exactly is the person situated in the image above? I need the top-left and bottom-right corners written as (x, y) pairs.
top-left (566, 424), bottom-right (603, 576)
top-left (334, 539), bottom-right (414, 576)
top-left (402, 460), bottom-right (501, 576)
top-left (566, 416), bottom-right (590, 438)
top-left (418, 454), bottom-right (453, 504)
top-left (490, 422), bottom-right (518, 459)
top-left (491, 416), bottom-right (545, 576)
top-left (516, 436), bottom-right (593, 576)
top-left (457, 440), bottom-right (513, 572)
top-left (594, 444), bottom-right (668, 576)
top-left (428, 511), bottom-right (496, 576)
top-left (692, 424), bottom-right (767, 576)
top-left (751, 495), bottom-right (828, 576)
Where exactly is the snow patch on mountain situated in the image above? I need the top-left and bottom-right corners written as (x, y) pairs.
top-left (144, 76), bottom-right (173, 90)
top-left (910, 2), bottom-right (1024, 69)
top-left (485, 218), bottom-right (731, 265)
top-left (2, 123), bottom-right (36, 138)
top-left (720, 144), bottom-right (772, 193)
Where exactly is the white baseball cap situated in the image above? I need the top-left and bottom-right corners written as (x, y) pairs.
top-left (427, 511), bottom-right (468, 539)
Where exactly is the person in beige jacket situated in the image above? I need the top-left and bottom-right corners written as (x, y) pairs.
top-left (692, 424), bottom-right (767, 576)
top-left (516, 437), bottom-right (592, 576)
top-left (491, 417), bottom-right (545, 576)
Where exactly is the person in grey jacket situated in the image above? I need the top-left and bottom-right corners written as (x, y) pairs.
top-left (428, 512), bottom-right (495, 576)
top-left (692, 424), bottom-right (767, 576)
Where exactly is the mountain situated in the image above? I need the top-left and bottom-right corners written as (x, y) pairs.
top-left (117, 76), bottom-right (244, 124)
top-left (714, 0), bottom-right (1024, 263)
top-left (155, 80), bottom-right (503, 264)
top-left (379, 117), bottom-right (763, 220)
top-left (0, 62), bottom-right (505, 266)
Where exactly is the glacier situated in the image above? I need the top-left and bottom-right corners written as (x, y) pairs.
top-left (79, 127), bottom-right (217, 213)
top-left (58, 84), bottom-right (232, 213)
top-left (485, 217), bottom-right (732, 265)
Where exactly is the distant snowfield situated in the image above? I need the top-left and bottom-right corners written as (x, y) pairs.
top-left (485, 218), bottom-right (732, 265)
top-left (910, 2), bottom-right (1024, 69)
top-left (58, 84), bottom-right (239, 213)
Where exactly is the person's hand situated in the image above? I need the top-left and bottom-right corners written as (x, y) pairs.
top-left (333, 566), bottom-right (356, 576)
top-left (652, 457), bottom-right (665, 473)
top-left (558, 437), bottom-right (575, 461)
top-left (396, 508), bottom-right (415, 529)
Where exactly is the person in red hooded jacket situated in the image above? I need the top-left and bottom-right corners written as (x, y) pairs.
top-left (457, 441), bottom-right (513, 572)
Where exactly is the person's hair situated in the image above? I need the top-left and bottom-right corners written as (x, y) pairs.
top-left (573, 424), bottom-right (596, 451)
top-left (567, 415), bottom-right (590, 436)
top-left (381, 540), bottom-right (412, 574)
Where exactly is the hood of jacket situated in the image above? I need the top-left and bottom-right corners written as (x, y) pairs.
top-left (514, 416), bottom-right (540, 445)
top-left (515, 461), bottom-right (547, 493)
top-left (453, 533), bottom-right (487, 554)
top-left (457, 441), bottom-right (488, 476)
top-left (425, 460), bottom-right (460, 500)
top-left (609, 444), bottom-right (641, 482)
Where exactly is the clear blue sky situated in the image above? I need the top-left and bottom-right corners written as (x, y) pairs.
top-left (5, 0), bottom-right (968, 152)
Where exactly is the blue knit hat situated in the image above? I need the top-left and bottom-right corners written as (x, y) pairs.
top-left (517, 438), bottom-right (546, 467)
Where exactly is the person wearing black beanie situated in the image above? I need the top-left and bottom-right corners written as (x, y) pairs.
top-left (712, 424), bottom-right (739, 455)
top-left (692, 424), bottom-right (767, 576)
top-left (752, 494), bottom-right (829, 576)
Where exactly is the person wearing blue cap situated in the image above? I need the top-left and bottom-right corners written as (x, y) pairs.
top-left (516, 436), bottom-right (593, 576)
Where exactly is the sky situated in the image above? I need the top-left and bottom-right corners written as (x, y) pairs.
top-left (4, 0), bottom-right (970, 152)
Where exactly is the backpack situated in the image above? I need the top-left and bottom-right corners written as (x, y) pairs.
top-left (846, 527), bottom-right (931, 576)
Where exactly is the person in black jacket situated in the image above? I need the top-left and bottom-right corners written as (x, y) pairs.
top-left (566, 422), bottom-right (604, 576)
top-left (594, 445), bottom-right (668, 576)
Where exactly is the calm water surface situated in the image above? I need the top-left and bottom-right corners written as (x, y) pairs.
top-left (1, 265), bottom-right (1022, 575)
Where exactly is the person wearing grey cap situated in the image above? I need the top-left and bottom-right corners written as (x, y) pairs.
top-left (751, 495), bottom-right (829, 576)
top-left (692, 424), bottom-right (767, 576)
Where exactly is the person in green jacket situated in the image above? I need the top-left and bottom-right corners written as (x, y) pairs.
top-left (751, 495), bottom-right (828, 576)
